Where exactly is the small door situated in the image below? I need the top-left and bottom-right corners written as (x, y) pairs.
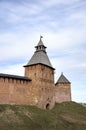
top-left (46, 103), bottom-right (50, 109)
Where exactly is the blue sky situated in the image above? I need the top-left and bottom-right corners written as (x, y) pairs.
top-left (0, 0), bottom-right (86, 103)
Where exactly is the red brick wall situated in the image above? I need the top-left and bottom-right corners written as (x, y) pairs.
top-left (55, 83), bottom-right (71, 103)
top-left (0, 78), bottom-right (32, 105)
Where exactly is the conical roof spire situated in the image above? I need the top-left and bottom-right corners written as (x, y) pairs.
top-left (56, 73), bottom-right (70, 84)
top-left (24, 36), bottom-right (54, 69)
top-left (37, 36), bottom-right (44, 46)
top-left (35, 36), bottom-right (46, 53)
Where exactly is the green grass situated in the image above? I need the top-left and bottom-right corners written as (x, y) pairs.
top-left (0, 102), bottom-right (86, 130)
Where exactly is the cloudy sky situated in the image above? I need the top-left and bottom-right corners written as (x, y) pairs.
top-left (0, 0), bottom-right (86, 103)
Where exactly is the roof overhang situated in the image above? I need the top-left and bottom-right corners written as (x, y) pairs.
top-left (0, 73), bottom-right (31, 81)
top-left (23, 63), bottom-right (55, 70)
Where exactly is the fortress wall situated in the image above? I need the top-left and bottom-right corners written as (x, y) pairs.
top-left (0, 78), bottom-right (10, 103)
top-left (55, 83), bottom-right (71, 103)
top-left (0, 77), bottom-right (32, 105)
top-left (0, 66), bottom-right (71, 108)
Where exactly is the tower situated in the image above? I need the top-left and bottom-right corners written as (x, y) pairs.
top-left (55, 73), bottom-right (71, 103)
top-left (24, 36), bottom-right (55, 109)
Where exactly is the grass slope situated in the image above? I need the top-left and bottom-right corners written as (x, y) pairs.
top-left (0, 102), bottom-right (86, 130)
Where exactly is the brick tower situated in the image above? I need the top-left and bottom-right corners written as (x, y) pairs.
top-left (24, 36), bottom-right (55, 109)
top-left (55, 73), bottom-right (71, 103)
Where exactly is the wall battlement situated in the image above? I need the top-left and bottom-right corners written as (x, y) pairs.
top-left (0, 77), bottom-right (29, 85)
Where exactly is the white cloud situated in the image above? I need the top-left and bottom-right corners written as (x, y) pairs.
top-left (72, 87), bottom-right (86, 103)
top-left (0, 32), bottom-right (37, 62)
top-left (0, 1), bottom-right (42, 24)
top-left (41, 0), bottom-right (81, 7)
top-left (0, 64), bottom-right (24, 76)
top-left (43, 26), bottom-right (86, 53)
top-left (0, 0), bottom-right (86, 103)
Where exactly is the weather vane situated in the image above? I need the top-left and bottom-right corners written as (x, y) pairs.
top-left (40, 35), bottom-right (43, 39)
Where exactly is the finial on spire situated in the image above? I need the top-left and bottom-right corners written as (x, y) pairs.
top-left (40, 35), bottom-right (43, 40)
top-left (61, 72), bottom-right (63, 75)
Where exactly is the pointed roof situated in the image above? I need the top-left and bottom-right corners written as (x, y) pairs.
top-left (56, 73), bottom-right (70, 84)
top-left (24, 36), bottom-right (54, 69)
top-left (37, 36), bottom-right (44, 46)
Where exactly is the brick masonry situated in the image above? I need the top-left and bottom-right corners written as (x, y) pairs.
top-left (0, 63), bottom-right (71, 109)
top-left (55, 83), bottom-right (71, 103)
